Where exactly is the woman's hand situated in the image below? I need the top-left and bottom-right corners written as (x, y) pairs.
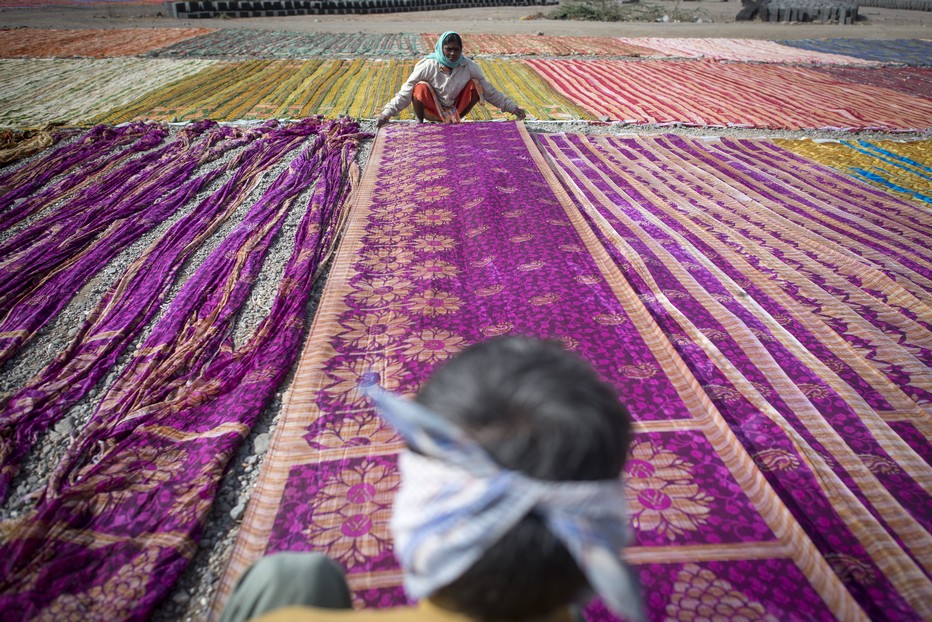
top-left (514, 107), bottom-right (527, 121)
top-left (376, 114), bottom-right (389, 128)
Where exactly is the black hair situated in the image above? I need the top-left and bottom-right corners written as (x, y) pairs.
top-left (441, 32), bottom-right (463, 49)
top-left (415, 336), bottom-right (632, 621)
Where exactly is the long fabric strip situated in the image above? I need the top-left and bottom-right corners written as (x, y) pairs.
top-left (616, 37), bottom-right (880, 65)
top-left (0, 118), bottom-right (364, 621)
top-left (535, 132), bottom-right (932, 619)
top-left (776, 138), bottom-right (932, 204)
top-left (421, 33), bottom-right (657, 57)
top-left (0, 119), bottom-right (320, 502)
top-left (523, 58), bottom-right (932, 131)
top-left (214, 122), bottom-right (872, 622)
top-left (0, 27), bottom-right (215, 58)
top-left (779, 38), bottom-right (932, 66)
top-left (0, 121), bottom-right (252, 368)
top-left (147, 29), bottom-right (427, 58)
top-left (807, 66), bottom-right (932, 100)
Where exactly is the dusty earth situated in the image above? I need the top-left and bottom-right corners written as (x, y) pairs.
top-left (0, 2), bottom-right (929, 622)
top-left (1, 0), bottom-right (931, 38)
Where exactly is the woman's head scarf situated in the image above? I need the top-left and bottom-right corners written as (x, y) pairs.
top-left (427, 31), bottom-right (464, 68)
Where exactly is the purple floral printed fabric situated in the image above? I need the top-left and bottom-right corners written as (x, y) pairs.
top-left (216, 122), bottom-right (878, 622)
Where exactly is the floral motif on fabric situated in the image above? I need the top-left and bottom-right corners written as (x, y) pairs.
top-left (407, 290), bottom-right (464, 317)
top-left (517, 261), bottom-right (545, 272)
top-left (410, 260), bottom-right (460, 281)
top-left (859, 454), bottom-right (902, 475)
top-left (40, 547), bottom-right (160, 620)
top-left (349, 276), bottom-right (412, 308)
top-left (414, 208), bottom-right (454, 226)
top-left (824, 553), bottom-right (877, 586)
top-left (481, 322), bottom-right (514, 337)
top-left (626, 440), bottom-right (713, 539)
top-left (403, 328), bottom-right (467, 363)
top-left (752, 449), bottom-right (801, 472)
top-left (412, 234), bottom-right (457, 253)
top-left (336, 311), bottom-right (412, 349)
top-left (358, 248), bottom-right (414, 273)
top-left (304, 459), bottom-right (400, 568)
top-left (621, 363), bottom-right (658, 380)
top-left (666, 564), bottom-right (779, 622)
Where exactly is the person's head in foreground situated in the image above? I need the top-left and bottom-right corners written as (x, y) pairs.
top-left (368, 335), bottom-right (643, 622)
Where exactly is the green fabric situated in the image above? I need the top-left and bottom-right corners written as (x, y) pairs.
top-left (427, 31), bottom-right (463, 69)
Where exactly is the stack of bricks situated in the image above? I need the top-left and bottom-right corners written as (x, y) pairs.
top-left (167, 0), bottom-right (557, 18)
top-left (761, 0), bottom-right (860, 22)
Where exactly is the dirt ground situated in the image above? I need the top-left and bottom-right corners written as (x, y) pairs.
top-left (1, 0), bottom-right (931, 40)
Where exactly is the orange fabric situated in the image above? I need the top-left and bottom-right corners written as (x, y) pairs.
top-left (412, 80), bottom-right (482, 122)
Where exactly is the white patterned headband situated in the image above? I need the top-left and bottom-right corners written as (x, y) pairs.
top-left (364, 385), bottom-right (645, 622)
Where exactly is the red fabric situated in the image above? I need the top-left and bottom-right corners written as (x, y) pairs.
top-left (413, 81), bottom-right (479, 120)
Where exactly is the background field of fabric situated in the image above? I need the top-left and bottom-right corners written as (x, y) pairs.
top-left (427, 32), bottom-right (660, 57)
top-left (807, 65), bottom-right (932, 100)
top-left (147, 29), bottom-right (428, 59)
top-left (616, 37), bottom-right (881, 64)
top-left (92, 58), bottom-right (592, 124)
top-left (0, 27), bottom-right (214, 58)
top-left (0, 58), bottom-right (216, 127)
top-left (523, 58), bottom-right (932, 130)
top-left (780, 38), bottom-right (932, 65)
top-left (777, 138), bottom-right (932, 203)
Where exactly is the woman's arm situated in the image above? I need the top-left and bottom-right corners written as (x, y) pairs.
top-left (469, 60), bottom-right (526, 120)
top-left (377, 60), bottom-right (429, 127)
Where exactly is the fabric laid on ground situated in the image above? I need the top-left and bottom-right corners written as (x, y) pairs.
top-left (148, 29), bottom-right (427, 58)
top-left (808, 65), bottom-right (932, 100)
top-left (0, 27), bottom-right (214, 58)
top-left (776, 138), bottom-right (932, 204)
top-left (0, 58), bottom-right (216, 127)
top-left (95, 59), bottom-right (585, 124)
top-left (423, 32), bottom-right (658, 57)
top-left (0, 126), bottom-right (58, 166)
top-left (523, 58), bottom-right (932, 131)
top-left (616, 37), bottom-right (881, 65)
top-left (0, 119), bottom-right (323, 502)
top-left (780, 38), bottom-right (932, 66)
top-left (214, 121), bottom-right (879, 622)
top-left (537, 132), bottom-right (932, 620)
top-left (0, 118), bottom-right (364, 620)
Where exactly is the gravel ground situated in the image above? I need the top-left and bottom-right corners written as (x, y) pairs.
top-left (0, 3), bottom-right (930, 616)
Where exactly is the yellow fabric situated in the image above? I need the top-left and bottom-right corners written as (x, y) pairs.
top-left (255, 600), bottom-right (575, 622)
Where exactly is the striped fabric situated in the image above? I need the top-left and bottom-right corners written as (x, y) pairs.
top-left (617, 37), bottom-right (881, 65)
top-left (523, 58), bottom-right (932, 131)
top-left (474, 59), bottom-right (595, 121)
top-left (808, 65), bottom-right (932, 99)
top-left (536, 131), bottom-right (931, 621)
top-left (777, 138), bottom-right (932, 204)
top-left (0, 27), bottom-right (214, 58)
top-left (0, 58), bottom-right (215, 127)
top-left (148, 29), bottom-right (428, 59)
top-left (780, 38), bottom-right (932, 66)
top-left (425, 32), bottom-right (658, 57)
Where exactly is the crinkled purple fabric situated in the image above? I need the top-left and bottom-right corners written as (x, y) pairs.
top-left (0, 119), bottom-right (324, 501)
top-left (0, 118), bottom-right (365, 621)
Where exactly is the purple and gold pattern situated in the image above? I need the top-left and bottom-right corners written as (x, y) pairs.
top-left (216, 122), bottom-right (872, 621)
top-left (537, 132), bottom-right (932, 620)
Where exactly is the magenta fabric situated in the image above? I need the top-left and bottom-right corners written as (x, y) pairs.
top-left (0, 118), bottom-right (365, 620)
top-left (217, 122), bottom-right (869, 622)
top-left (536, 131), bottom-right (932, 620)
top-left (0, 119), bottom-right (326, 501)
